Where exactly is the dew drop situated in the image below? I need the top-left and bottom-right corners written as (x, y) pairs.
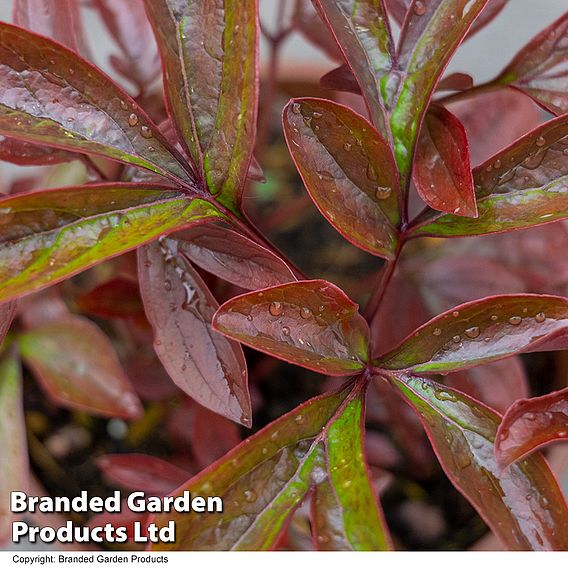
top-left (493, 159), bottom-right (502, 169)
top-left (261, 447), bottom-right (268, 455)
top-left (164, 279), bottom-right (172, 291)
top-left (535, 312), bottom-right (546, 323)
top-left (509, 316), bottom-right (522, 326)
top-left (490, 314), bottom-right (498, 321)
top-left (128, 113), bottom-right (139, 126)
top-left (433, 328), bottom-right (442, 336)
top-left (375, 186), bottom-right (392, 200)
top-left (312, 111), bottom-right (323, 119)
top-left (343, 142), bottom-right (352, 151)
top-left (342, 480), bottom-right (352, 489)
top-left (535, 135), bottom-right (546, 147)
top-left (317, 535), bottom-right (330, 544)
top-left (300, 306), bottom-right (312, 319)
top-left (244, 489), bottom-right (257, 503)
top-left (269, 301), bottom-right (284, 317)
top-left (525, 412), bottom-right (536, 421)
top-left (414, 0), bottom-right (426, 15)
top-left (435, 390), bottom-right (456, 402)
top-left (120, 100), bottom-right (129, 111)
top-left (246, 315), bottom-right (253, 321)
top-left (292, 102), bottom-right (301, 114)
top-left (295, 414), bottom-right (304, 424)
top-left (452, 311), bottom-right (460, 318)
top-left (141, 125), bottom-right (153, 139)
top-left (452, 335), bottom-right (461, 344)
top-left (366, 163), bottom-right (378, 181)
top-left (282, 326), bottom-right (291, 337)
top-left (465, 326), bottom-right (480, 339)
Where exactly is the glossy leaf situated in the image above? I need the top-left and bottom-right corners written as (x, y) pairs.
top-left (92, 0), bottom-right (161, 92)
top-left (413, 105), bottom-right (477, 217)
top-left (496, 12), bottom-right (568, 115)
top-left (138, 239), bottom-right (251, 426)
top-left (0, 351), bottom-right (27, 543)
top-left (13, 0), bottom-right (88, 54)
top-left (0, 184), bottom-right (222, 304)
top-left (19, 315), bottom-right (143, 418)
top-left (320, 64), bottom-right (361, 95)
top-left (495, 387), bottom-right (568, 468)
top-left (144, 0), bottom-right (258, 208)
top-left (175, 224), bottom-right (296, 290)
top-left (391, 0), bottom-right (490, 179)
top-left (376, 294), bottom-right (568, 374)
top-left (411, 115), bottom-right (568, 238)
top-left (283, 98), bottom-right (400, 259)
top-left (76, 278), bottom-right (145, 321)
top-left (391, 374), bottom-right (568, 550)
top-left (0, 302), bottom-right (16, 346)
top-left (213, 280), bottom-right (370, 376)
top-left (97, 454), bottom-right (190, 495)
top-left (311, 0), bottom-right (394, 137)
top-left (0, 136), bottom-right (78, 166)
top-left (0, 22), bottom-right (193, 184)
top-left (150, 381), bottom-right (390, 551)
top-left (436, 72), bottom-right (474, 92)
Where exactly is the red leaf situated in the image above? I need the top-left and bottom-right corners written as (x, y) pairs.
top-left (175, 224), bottom-right (296, 290)
top-left (414, 106), bottom-right (477, 217)
top-left (0, 136), bottom-right (78, 166)
top-left (213, 280), bottom-right (369, 376)
top-left (97, 454), bottom-right (190, 495)
top-left (437, 72), bottom-right (474, 92)
top-left (376, 294), bottom-right (568, 374)
top-left (497, 12), bottom-right (568, 115)
top-left (19, 315), bottom-right (143, 418)
top-left (138, 239), bottom-right (251, 426)
top-left (0, 22), bottom-right (193, 184)
top-left (0, 302), bottom-right (16, 346)
top-left (92, 0), bottom-right (161, 92)
top-left (283, 98), bottom-right (400, 260)
top-left (392, 374), bottom-right (568, 550)
top-left (13, 0), bottom-right (90, 55)
top-left (495, 387), bottom-right (568, 468)
top-left (320, 64), bottom-right (361, 95)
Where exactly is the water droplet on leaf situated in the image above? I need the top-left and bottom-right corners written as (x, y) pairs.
top-left (269, 301), bottom-right (284, 317)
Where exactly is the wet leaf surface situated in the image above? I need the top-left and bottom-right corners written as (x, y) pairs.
top-left (0, 136), bottom-right (78, 166)
top-left (176, 224), bottom-right (296, 290)
top-left (376, 294), bottom-right (568, 374)
top-left (0, 302), bottom-right (16, 346)
top-left (0, 185), bottom-right (222, 303)
top-left (0, 350), bottom-right (27, 543)
top-left (138, 238), bottom-right (251, 426)
top-left (412, 115), bottom-right (568, 237)
top-left (150, 380), bottom-right (390, 550)
top-left (144, 0), bottom-right (258, 208)
top-left (0, 22), bottom-right (193, 184)
top-left (495, 387), bottom-right (568, 468)
top-left (283, 98), bottom-right (400, 259)
top-left (213, 280), bottom-right (370, 376)
top-left (413, 105), bottom-right (477, 217)
top-left (391, 374), bottom-right (568, 550)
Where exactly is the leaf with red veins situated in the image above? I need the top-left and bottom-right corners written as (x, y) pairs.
top-left (0, 302), bottom-right (16, 346)
top-left (496, 12), bottom-right (568, 115)
top-left (311, 0), bottom-right (394, 138)
top-left (143, 0), bottom-right (258, 209)
top-left (213, 280), bottom-right (370, 376)
top-left (92, 0), bottom-right (161, 92)
top-left (97, 454), bottom-right (190, 495)
top-left (376, 294), bottom-right (568, 374)
top-left (0, 350), bottom-right (27, 544)
top-left (446, 357), bottom-right (529, 415)
top-left (283, 98), bottom-right (400, 260)
top-left (447, 88), bottom-right (542, 167)
top-left (0, 23), bottom-right (193, 184)
top-left (0, 135), bottom-right (78, 166)
top-left (0, 185), bottom-right (222, 304)
top-left (13, 0), bottom-right (90, 55)
top-left (175, 224), bottom-right (296, 290)
top-left (495, 388), bottom-right (568, 469)
top-left (391, 0), bottom-right (490, 180)
top-left (150, 381), bottom-right (390, 551)
top-left (18, 315), bottom-right (143, 418)
top-left (414, 106), bottom-right (477, 217)
top-left (138, 238), bottom-right (251, 427)
top-left (391, 374), bottom-right (568, 550)
top-left (411, 114), bottom-right (568, 238)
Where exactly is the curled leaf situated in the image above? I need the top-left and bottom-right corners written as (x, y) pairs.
top-left (213, 280), bottom-right (370, 376)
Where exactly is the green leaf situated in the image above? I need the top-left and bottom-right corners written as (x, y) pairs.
top-left (283, 98), bottom-right (400, 260)
top-left (312, 0), bottom-right (394, 138)
top-left (213, 280), bottom-right (370, 376)
top-left (391, 374), bottom-right (568, 550)
top-left (0, 184), bottom-right (223, 303)
top-left (391, 0), bottom-right (489, 181)
top-left (410, 115), bottom-right (568, 237)
top-left (150, 380), bottom-right (391, 550)
top-left (376, 294), bottom-right (568, 374)
top-left (19, 315), bottom-right (142, 418)
top-left (0, 350), bottom-right (28, 543)
top-left (144, 0), bottom-right (258, 209)
top-left (0, 22), bottom-right (193, 185)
